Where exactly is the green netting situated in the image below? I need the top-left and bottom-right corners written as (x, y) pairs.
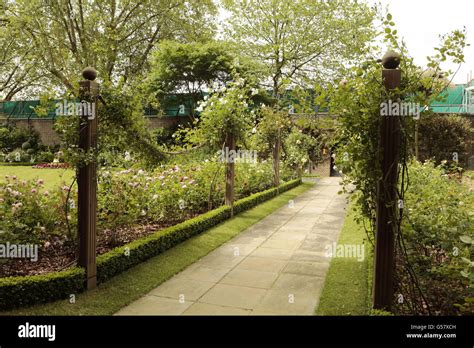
top-left (0, 100), bottom-right (57, 119)
top-left (0, 97), bottom-right (193, 119)
top-left (431, 84), bottom-right (465, 113)
top-left (1, 84), bottom-right (471, 120)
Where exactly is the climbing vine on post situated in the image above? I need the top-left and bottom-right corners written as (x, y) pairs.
top-left (187, 77), bottom-right (254, 216)
top-left (330, 12), bottom-right (468, 312)
top-left (255, 106), bottom-right (291, 189)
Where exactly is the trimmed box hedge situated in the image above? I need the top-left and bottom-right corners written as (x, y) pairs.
top-left (0, 178), bottom-right (301, 310)
top-left (0, 267), bottom-right (84, 310)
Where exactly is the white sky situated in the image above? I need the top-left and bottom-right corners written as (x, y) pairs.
top-left (373, 0), bottom-right (474, 84)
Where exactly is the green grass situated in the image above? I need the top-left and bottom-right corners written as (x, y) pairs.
top-left (0, 165), bottom-right (74, 190)
top-left (315, 200), bottom-right (371, 315)
top-left (1, 182), bottom-right (313, 316)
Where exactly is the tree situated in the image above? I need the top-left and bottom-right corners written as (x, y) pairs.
top-left (145, 40), bottom-right (258, 119)
top-left (0, 0), bottom-right (47, 100)
top-left (223, 0), bottom-right (376, 98)
top-left (2, 0), bottom-right (217, 94)
top-left (148, 41), bottom-right (235, 96)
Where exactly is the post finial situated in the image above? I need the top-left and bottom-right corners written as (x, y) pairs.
top-left (82, 67), bottom-right (97, 81)
top-left (381, 50), bottom-right (401, 69)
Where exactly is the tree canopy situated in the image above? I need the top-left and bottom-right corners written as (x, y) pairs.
top-left (223, 0), bottom-right (376, 98)
top-left (1, 0), bottom-right (217, 98)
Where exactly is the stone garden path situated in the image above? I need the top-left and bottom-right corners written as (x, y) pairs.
top-left (115, 177), bottom-right (347, 315)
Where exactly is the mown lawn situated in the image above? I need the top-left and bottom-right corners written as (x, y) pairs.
top-left (315, 200), bottom-right (371, 315)
top-left (1, 182), bottom-right (313, 315)
top-left (0, 165), bottom-right (74, 190)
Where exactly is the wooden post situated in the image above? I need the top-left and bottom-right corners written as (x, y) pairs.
top-left (414, 121), bottom-right (419, 161)
top-left (78, 67), bottom-right (99, 290)
top-left (273, 129), bottom-right (281, 191)
top-left (373, 52), bottom-right (401, 311)
top-left (225, 133), bottom-right (235, 217)
top-left (329, 147), bottom-right (336, 177)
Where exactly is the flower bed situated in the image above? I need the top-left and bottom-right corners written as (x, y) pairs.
top-left (0, 160), bottom-right (297, 278)
top-left (0, 178), bottom-right (301, 310)
top-left (32, 163), bottom-right (71, 169)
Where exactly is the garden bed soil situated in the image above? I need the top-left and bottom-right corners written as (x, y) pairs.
top-left (0, 220), bottom-right (182, 277)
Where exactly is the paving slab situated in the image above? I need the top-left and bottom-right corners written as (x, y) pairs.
top-left (199, 284), bottom-right (267, 309)
top-left (282, 261), bottom-right (329, 277)
top-left (250, 247), bottom-right (294, 260)
top-left (220, 268), bottom-right (279, 289)
top-left (183, 302), bottom-right (251, 316)
top-left (235, 256), bottom-right (287, 273)
top-left (115, 295), bottom-right (193, 315)
top-left (148, 278), bottom-right (215, 301)
top-left (252, 289), bottom-right (320, 315)
top-left (178, 265), bottom-right (229, 283)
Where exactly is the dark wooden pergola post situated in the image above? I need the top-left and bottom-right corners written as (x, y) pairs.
top-left (78, 67), bottom-right (99, 290)
top-left (273, 128), bottom-right (281, 191)
top-left (225, 132), bottom-right (235, 217)
top-left (373, 51), bottom-right (401, 310)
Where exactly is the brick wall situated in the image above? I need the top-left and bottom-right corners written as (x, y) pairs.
top-left (1, 116), bottom-right (192, 147)
top-left (1, 119), bottom-right (59, 146)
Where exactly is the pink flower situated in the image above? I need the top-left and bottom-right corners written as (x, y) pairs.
top-left (12, 175), bottom-right (17, 180)
top-left (44, 241), bottom-right (51, 248)
top-left (11, 202), bottom-right (22, 213)
top-left (37, 179), bottom-right (44, 185)
top-left (62, 186), bottom-right (69, 192)
top-left (31, 189), bottom-right (37, 194)
top-left (44, 191), bottom-right (49, 197)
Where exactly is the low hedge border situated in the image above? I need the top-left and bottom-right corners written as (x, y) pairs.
top-left (0, 178), bottom-right (301, 310)
top-left (0, 267), bottom-right (84, 310)
top-left (0, 162), bottom-right (37, 166)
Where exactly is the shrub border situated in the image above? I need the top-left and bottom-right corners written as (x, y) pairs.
top-left (0, 178), bottom-right (301, 310)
